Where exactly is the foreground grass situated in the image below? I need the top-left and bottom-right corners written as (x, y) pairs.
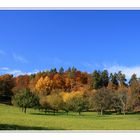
top-left (0, 104), bottom-right (140, 130)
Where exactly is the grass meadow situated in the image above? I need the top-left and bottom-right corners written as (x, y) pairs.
top-left (0, 104), bottom-right (140, 130)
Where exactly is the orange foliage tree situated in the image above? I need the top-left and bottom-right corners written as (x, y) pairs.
top-left (35, 76), bottom-right (53, 95)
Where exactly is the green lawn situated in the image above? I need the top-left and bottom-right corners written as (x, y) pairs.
top-left (0, 103), bottom-right (140, 130)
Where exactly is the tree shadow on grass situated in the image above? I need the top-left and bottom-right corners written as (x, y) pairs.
top-left (125, 111), bottom-right (140, 115)
top-left (30, 112), bottom-right (82, 117)
top-left (30, 111), bottom-right (69, 116)
top-left (0, 124), bottom-right (64, 130)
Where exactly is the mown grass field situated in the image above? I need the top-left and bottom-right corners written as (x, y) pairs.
top-left (0, 103), bottom-right (140, 130)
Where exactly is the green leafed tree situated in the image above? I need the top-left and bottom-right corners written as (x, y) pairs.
top-left (12, 89), bottom-right (39, 114)
top-left (68, 93), bottom-right (87, 115)
top-left (46, 93), bottom-right (63, 115)
top-left (93, 88), bottom-right (112, 115)
top-left (111, 90), bottom-right (127, 115)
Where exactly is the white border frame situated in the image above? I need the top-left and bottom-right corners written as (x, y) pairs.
top-left (0, 0), bottom-right (140, 8)
top-left (0, 0), bottom-right (140, 140)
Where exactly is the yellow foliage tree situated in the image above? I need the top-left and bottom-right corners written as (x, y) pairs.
top-left (35, 76), bottom-right (53, 95)
top-left (60, 91), bottom-right (85, 115)
top-left (61, 91), bottom-right (84, 102)
top-left (60, 91), bottom-right (71, 102)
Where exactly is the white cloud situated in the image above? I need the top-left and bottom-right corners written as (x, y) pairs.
top-left (0, 67), bottom-right (25, 76)
top-left (26, 69), bottom-right (40, 75)
top-left (0, 67), bottom-right (10, 71)
top-left (8, 70), bottom-right (24, 75)
top-left (0, 67), bottom-right (39, 76)
top-left (82, 62), bottom-right (100, 70)
top-left (53, 57), bottom-right (62, 64)
top-left (82, 62), bottom-right (94, 68)
top-left (13, 53), bottom-right (28, 64)
top-left (104, 65), bottom-right (140, 79)
top-left (53, 57), bottom-right (71, 66)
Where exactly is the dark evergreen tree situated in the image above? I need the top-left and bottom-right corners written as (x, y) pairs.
top-left (59, 67), bottom-right (64, 74)
top-left (109, 73), bottom-right (119, 90)
top-left (91, 70), bottom-right (102, 89)
top-left (50, 68), bottom-right (57, 74)
top-left (101, 70), bottom-right (109, 87)
top-left (117, 71), bottom-right (127, 87)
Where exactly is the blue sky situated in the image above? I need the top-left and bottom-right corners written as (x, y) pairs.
top-left (0, 10), bottom-right (140, 78)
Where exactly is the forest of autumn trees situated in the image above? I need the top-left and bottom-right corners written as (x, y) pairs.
top-left (1, 67), bottom-right (140, 115)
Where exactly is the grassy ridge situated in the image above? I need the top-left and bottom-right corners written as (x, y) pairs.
top-left (0, 104), bottom-right (140, 130)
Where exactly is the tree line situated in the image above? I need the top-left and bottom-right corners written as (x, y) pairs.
top-left (0, 67), bottom-right (140, 115)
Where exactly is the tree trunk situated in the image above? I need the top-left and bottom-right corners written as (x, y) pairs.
top-left (101, 108), bottom-right (103, 115)
top-left (79, 111), bottom-right (81, 115)
top-left (123, 111), bottom-right (125, 115)
top-left (121, 99), bottom-right (126, 115)
top-left (53, 110), bottom-right (55, 115)
top-left (119, 109), bottom-right (121, 114)
top-left (122, 108), bottom-right (125, 115)
top-left (45, 108), bottom-right (47, 114)
top-left (66, 111), bottom-right (69, 116)
top-left (123, 105), bottom-right (126, 115)
top-left (24, 107), bottom-right (27, 114)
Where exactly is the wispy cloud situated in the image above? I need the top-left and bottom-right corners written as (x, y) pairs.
top-left (0, 67), bottom-right (24, 76)
top-left (53, 57), bottom-right (63, 64)
top-left (8, 70), bottom-right (24, 75)
top-left (0, 67), bottom-right (10, 71)
top-left (52, 57), bottom-right (72, 67)
top-left (13, 53), bottom-right (28, 64)
top-left (104, 65), bottom-right (140, 79)
top-left (0, 50), bottom-right (6, 55)
top-left (25, 69), bottom-right (40, 75)
top-left (82, 62), bottom-right (100, 72)
top-left (82, 62), bottom-right (94, 68)
top-left (0, 67), bottom-right (39, 76)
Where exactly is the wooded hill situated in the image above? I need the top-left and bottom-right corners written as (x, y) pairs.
top-left (0, 67), bottom-right (140, 115)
